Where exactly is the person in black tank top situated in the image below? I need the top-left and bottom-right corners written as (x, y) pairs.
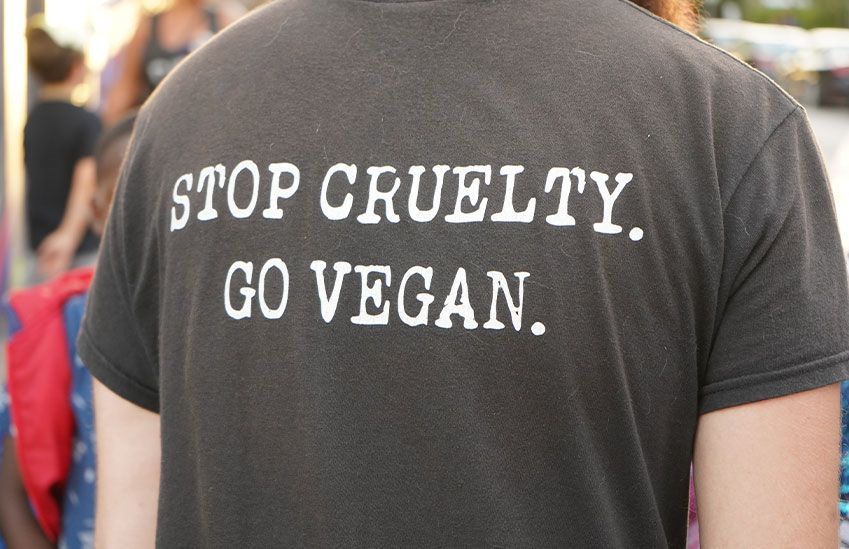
top-left (142, 7), bottom-right (218, 91)
top-left (102, 0), bottom-right (243, 125)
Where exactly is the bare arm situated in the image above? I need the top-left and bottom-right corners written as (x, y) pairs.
top-left (102, 17), bottom-right (150, 126)
top-left (694, 383), bottom-right (841, 547)
top-left (93, 379), bottom-right (161, 549)
top-left (0, 436), bottom-right (52, 549)
top-left (37, 156), bottom-right (97, 277)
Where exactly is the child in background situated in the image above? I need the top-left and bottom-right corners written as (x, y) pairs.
top-left (0, 114), bottom-right (136, 549)
top-left (24, 17), bottom-right (101, 282)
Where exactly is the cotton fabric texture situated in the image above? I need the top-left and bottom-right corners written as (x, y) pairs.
top-left (79, 0), bottom-right (849, 546)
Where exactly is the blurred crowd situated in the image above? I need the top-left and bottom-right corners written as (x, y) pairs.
top-left (15, 0), bottom-right (252, 286)
top-left (0, 2), bottom-right (255, 547)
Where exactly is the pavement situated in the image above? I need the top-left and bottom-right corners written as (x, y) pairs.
top-left (806, 106), bottom-right (849, 252)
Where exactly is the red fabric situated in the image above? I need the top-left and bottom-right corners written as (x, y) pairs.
top-left (6, 267), bottom-right (94, 542)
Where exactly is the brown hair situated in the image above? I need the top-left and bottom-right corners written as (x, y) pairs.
top-left (26, 25), bottom-right (83, 84)
top-left (631, 0), bottom-right (700, 31)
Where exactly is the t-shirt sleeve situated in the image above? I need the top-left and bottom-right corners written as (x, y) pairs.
top-left (701, 106), bottom-right (849, 414)
top-left (77, 112), bottom-right (160, 413)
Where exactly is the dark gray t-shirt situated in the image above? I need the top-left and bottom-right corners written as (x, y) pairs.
top-left (79, 0), bottom-right (849, 546)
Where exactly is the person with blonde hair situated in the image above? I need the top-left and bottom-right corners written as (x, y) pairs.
top-left (83, 0), bottom-right (849, 546)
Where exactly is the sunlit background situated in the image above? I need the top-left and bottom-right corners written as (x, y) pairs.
top-left (698, 1), bottom-right (849, 250)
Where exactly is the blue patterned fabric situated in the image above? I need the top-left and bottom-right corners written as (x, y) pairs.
top-left (59, 294), bottom-right (95, 549)
top-left (840, 381), bottom-right (849, 518)
top-left (0, 388), bottom-right (8, 549)
top-left (0, 294), bottom-right (94, 549)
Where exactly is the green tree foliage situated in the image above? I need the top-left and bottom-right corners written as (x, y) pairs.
top-left (725, 0), bottom-right (849, 28)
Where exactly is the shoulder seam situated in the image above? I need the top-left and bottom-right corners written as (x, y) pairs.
top-left (721, 105), bottom-right (801, 212)
top-left (615, 0), bottom-right (798, 108)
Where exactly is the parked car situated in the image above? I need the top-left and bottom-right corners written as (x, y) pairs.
top-left (809, 28), bottom-right (849, 107)
top-left (701, 19), bottom-right (811, 80)
top-left (701, 19), bottom-right (849, 107)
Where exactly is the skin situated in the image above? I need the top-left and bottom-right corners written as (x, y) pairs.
top-left (0, 437), bottom-right (53, 549)
top-left (37, 157), bottom-right (97, 277)
top-left (694, 384), bottom-right (841, 547)
top-left (93, 381), bottom-right (160, 549)
top-left (90, 139), bottom-right (128, 235)
top-left (91, 137), bottom-right (156, 549)
top-left (38, 128), bottom-right (129, 278)
top-left (102, 0), bottom-right (244, 125)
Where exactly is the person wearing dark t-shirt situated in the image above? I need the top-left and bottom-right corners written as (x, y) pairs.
top-left (24, 19), bottom-right (101, 282)
top-left (80, 0), bottom-right (849, 546)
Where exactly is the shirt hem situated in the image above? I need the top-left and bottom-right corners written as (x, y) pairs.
top-left (699, 350), bottom-right (849, 414)
top-left (77, 328), bottom-right (160, 413)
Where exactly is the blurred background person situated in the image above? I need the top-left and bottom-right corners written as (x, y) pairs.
top-left (102, 0), bottom-right (244, 125)
top-left (0, 112), bottom-right (136, 549)
top-left (24, 18), bottom-right (101, 284)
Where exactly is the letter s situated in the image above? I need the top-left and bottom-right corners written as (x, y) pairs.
top-left (170, 173), bottom-right (193, 232)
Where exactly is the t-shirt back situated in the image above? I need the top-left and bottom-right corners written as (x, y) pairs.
top-left (78, 0), bottom-right (849, 546)
top-left (24, 101), bottom-right (101, 252)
